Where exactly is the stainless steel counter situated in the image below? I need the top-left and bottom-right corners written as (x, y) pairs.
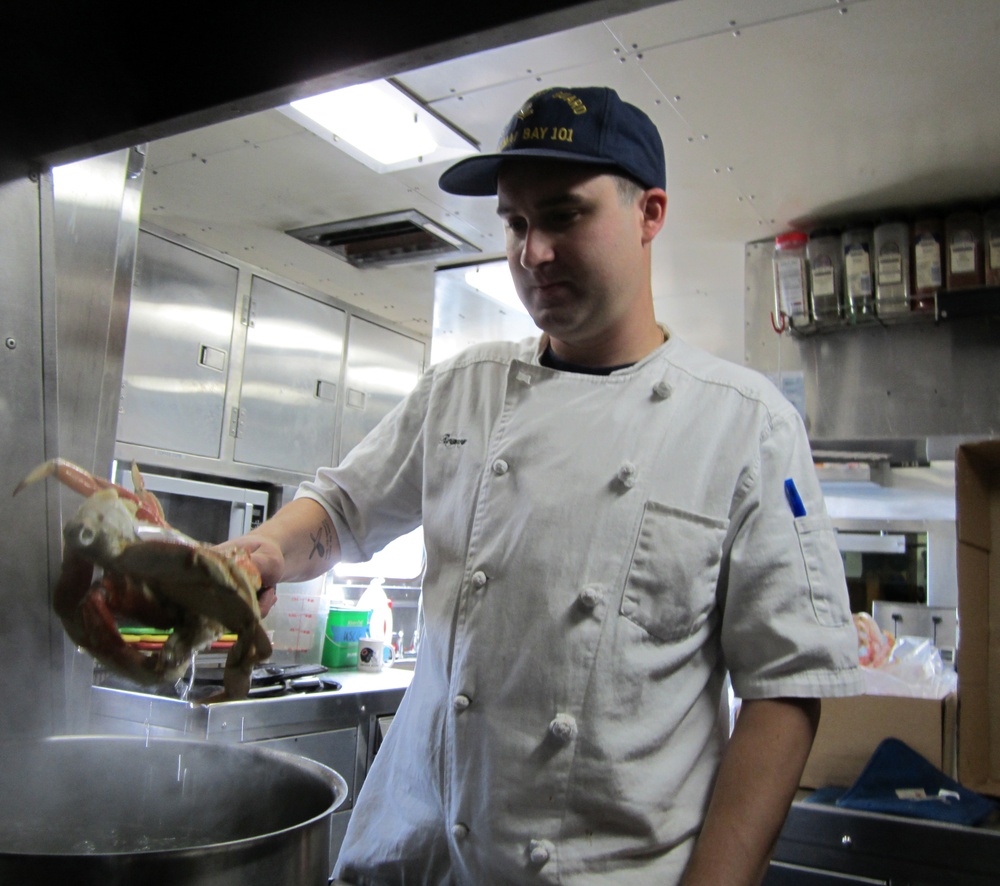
top-left (90, 667), bottom-right (412, 743)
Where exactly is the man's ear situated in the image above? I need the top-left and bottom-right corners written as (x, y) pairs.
top-left (640, 189), bottom-right (667, 243)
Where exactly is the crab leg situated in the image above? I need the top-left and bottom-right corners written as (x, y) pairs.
top-left (129, 461), bottom-right (167, 524)
top-left (116, 541), bottom-right (272, 702)
top-left (53, 552), bottom-right (185, 686)
top-left (13, 458), bottom-right (166, 526)
top-left (14, 458), bottom-right (115, 498)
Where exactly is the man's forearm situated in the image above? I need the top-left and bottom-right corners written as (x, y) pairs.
top-left (681, 697), bottom-right (821, 886)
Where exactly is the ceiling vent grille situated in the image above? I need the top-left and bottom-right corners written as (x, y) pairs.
top-left (286, 209), bottom-right (479, 269)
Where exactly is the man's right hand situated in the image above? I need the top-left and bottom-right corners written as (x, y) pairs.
top-left (220, 533), bottom-right (286, 591)
top-left (216, 497), bottom-right (342, 616)
top-left (215, 534), bottom-right (285, 619)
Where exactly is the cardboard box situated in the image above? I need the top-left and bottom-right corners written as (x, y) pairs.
top-left (956, 439), bottom-right (1000, 797)
top-left (800, 440), bottom-right (1000, 795)
top-left (800, 694), bottom-right (957, 790)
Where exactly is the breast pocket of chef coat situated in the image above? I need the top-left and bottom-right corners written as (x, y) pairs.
top-left (794, 513), bottom-right (851, 627)
top-left (620, 501), bottom-right (729, 642)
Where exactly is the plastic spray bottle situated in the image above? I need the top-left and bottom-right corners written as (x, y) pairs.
top-left (357, 577), bottom-right (392, 643)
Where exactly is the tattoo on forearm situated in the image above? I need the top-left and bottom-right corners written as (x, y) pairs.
top-left (308, 521), bottom-right (334, 562)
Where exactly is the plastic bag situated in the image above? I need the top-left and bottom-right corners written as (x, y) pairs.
top-left (853, 613), bottom-right (957, 699)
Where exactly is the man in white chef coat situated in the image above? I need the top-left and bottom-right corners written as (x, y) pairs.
top-left (234, 86), bottom-right (862, 885)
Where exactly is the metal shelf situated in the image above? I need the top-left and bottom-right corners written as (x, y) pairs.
top-left (786, 286), bottom-right (1000, 337)
top-left (937, 285), bottom-right (1000, 320)
top-left (788, 309), bottom-right (934, 338)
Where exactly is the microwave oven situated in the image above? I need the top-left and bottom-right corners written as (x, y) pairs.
top-left (112, 464), bottom-right (270, 545)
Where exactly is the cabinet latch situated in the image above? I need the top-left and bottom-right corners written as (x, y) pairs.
top-left (229, 406), bottom-right (245, 438)
top-left (240, 294), bottom-right (255, 328)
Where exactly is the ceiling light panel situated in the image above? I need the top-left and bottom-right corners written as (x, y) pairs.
top-left (281, 79), bottom-right (479, 174)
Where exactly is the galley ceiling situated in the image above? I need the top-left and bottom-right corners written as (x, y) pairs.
top-left (137, 0), bottom-right (1000, 362)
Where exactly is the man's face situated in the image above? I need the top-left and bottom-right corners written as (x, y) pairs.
top-left (496, 161), bottom-right (654, 353)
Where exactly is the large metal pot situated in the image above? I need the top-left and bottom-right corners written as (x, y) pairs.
top-left (0, 734), bottom-right (348, 885)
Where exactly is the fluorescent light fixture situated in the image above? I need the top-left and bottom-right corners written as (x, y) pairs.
top-left (463, 261), bottom-right (529, 315)
top-left (282, 80), bottom-right (478, 174)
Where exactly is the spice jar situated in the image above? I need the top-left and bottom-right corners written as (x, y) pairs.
top-left (945, 209), bottom-right (984, 289)
top-left (773, 231), bottom-right (810, 327)
top-left (911, 215), bottom-right (943, 311)
top-left (985, 206), bottom-right (1000, 287)
top-left (842, 227), bottom-right (875, 319)
top-left (873, 220), bottom-right (910, 316)
top-left (806, 228), bottom-right (842, 323)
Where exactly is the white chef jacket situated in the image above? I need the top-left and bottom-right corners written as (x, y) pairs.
top-left (301, 332), bottom-right (863, 886)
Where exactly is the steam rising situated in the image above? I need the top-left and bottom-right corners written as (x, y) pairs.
top-left (0, 736), bottom-right (343, 856)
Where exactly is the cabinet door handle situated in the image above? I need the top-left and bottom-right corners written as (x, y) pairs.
top-left (316, 380), bottom-right (338, 401)
top-left (199, 345), bottom-right (227, 372)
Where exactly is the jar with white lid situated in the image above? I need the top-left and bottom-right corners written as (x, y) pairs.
top-left (874, 220), bottom-right (911, 316)
top-left (806, 228), bottom-right (842, 323)
top-left (773, 231), bottom-right (809, 327)
top-left (842, 227), bottom-right (875, 319)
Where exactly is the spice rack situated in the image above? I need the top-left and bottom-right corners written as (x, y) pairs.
top-left (773, 203), bottom-right (1000, 338)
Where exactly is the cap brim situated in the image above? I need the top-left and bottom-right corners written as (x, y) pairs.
top-left (438, 149), bottom-right (623, 196)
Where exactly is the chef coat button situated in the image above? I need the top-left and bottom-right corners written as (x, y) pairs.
top-left (453, 694), bottom-right (471, 711)
top-left (452, 822), bottom-right (469, 841)
top-left (492, 458), bottom-right (509, 475)
top-left (471, 570), bottom-right (488, 589)
top-left (578, 585), bottom-right (603, 610)
top-left (652, 379), bottom-right (673, 399)
top-left (548, 712), bottom-right (578, 743)
top-left (616, 461), bottom-right (638, 489)
top-left (528, 838), bottom-right (554, 866)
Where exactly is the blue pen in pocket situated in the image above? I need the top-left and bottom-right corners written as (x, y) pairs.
top-left (784, 478), bottom-right (807, 518)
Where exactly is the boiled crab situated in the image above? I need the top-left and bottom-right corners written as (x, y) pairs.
top-left (13, 458), bottom-right (272, 701)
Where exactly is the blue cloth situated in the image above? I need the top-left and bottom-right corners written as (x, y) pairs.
top-left (834, 738), bottom-right (996, 826)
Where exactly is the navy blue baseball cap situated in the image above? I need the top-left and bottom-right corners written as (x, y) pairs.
top-left (439, 86), bottom-right (666, 196)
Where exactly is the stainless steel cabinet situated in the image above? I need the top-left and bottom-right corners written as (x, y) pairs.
top-left (118, 231), bottom-right (239, 458)
top-left (233, 276), bottom-right (346, 475)
top-left (118, 232), bottom-right (426, 484)
top-left (339, 316), bottom-right (425, 461)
